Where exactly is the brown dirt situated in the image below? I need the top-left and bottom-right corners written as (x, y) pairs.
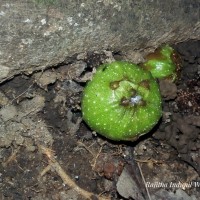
top-left (0, 40), bottom-right (199, 200)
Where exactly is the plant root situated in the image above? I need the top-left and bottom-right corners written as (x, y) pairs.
top-left (38, 144), bottom-right (110, 200)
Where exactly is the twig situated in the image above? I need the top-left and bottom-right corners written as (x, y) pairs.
top-left (10, 83), bottom-right (35, 104)
top-left (40, 165), bottom-right (51, 176)
top-left (10, 69), bottom-right (44, 104)
top-left (137, 162), bottom-right (152, 200)
top-left (91, 142), bottom-right (106, 170)
top-left (77, 141), bottom-right (96, 157)
top-left (134, 158), bottom-right (163, 165)
top-left (38, 144), bottom-right (110, 200)
top-left (2, 146), bottom-right (20, 167)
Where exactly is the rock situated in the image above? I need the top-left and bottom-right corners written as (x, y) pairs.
top-left (116, 167), bottom-right (145, 200)
top-left (152, 188), bottom-right (198, 200)
top-left (0, 1), bottom-right (199, 83)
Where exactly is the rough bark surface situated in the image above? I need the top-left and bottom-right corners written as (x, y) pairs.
top-left (0, 0), bottom-right (199, 82)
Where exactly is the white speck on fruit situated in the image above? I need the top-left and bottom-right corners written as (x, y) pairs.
top-left (131, 95), bottom-right (142, 103)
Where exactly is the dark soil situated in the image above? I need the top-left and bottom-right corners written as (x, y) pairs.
top-left (0, 40), bottom-right (199, 200)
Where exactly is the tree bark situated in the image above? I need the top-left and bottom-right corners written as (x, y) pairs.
top-left (0, 0), bottom-right (199, 82)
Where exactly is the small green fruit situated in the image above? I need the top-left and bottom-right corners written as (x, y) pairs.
top-left (142, 45), bottom-right (180, 81)
top-left (81, 61), bottom-right (162, 141)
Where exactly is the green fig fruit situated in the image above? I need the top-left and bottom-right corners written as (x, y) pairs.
top-left (142, 45), bottom-right (180, 81)
top-left (81, 61), bottom-right (162, 141)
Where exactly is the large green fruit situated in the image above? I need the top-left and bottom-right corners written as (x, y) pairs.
top-left (81, 61), bottom-right (162, 141)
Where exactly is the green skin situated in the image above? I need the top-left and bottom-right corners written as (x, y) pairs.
top-left (81, 61), bottom-right (162, 141)
top-left (143, 45), bottom-right (177, 80)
